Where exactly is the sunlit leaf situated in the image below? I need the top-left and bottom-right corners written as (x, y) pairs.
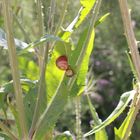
top-left (75, 0), bottom-right (96, 28)
top-left (95, 130), bottom-right (108, 140)
top-left (46, 0), bottom-right (96, 100)
top-left (95, 13), bottom-right (110, 27)
top-left (69, 26), bottom-right (95, 97)
top-left (114, 108), bottom-right (134, 140)
top-left (18, 57), bottom-right (39, 81)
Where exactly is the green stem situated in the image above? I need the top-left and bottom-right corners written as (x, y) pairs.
top-left (2, 0), bottom-right (28, 139)
top-left (29, 45), bottom-right (49, 138)
top-left (122, 87), bottom-right (140, 140)
top-left (86, 95), bottom-right (101, 125)
top-left (75, 96), bottom-right (82, 140)
top-left (54, 0), bottom-right (68, 35)
top-left (29, 0), bottom-right (55, 138)
top-left (29, 0), bottom-right (47, 138)
top-left (13, 14), bottom-right (31, 43)
top-left (47, 0), bottom-right (56, 34)
top-left (36, 0), bottom-right (44, 38)
top-left (36, 0), bottom-right (44, 68)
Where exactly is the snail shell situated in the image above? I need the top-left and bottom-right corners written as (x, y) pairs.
top-left (56, 55), bottom-right (68, 70)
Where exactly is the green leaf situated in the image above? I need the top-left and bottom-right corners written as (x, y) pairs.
top-left (87, 95), bottom-right (108, 140)
top-left (77, 29), bottom-right (95, 95)
top-left (24, 87), bottom-right (37, 130)
top-left (0, 28), bottom-right (28, 50)
top-left (95, 130), bottom-right (108, 140)
top-left (46, 0), bottom-right (96, 100)
top-left (64, 0), bottom-right (96, 34)
top-left (46, 41), bottom-right (71, 102)
top-left (18, 34), bottom-right (64, 55)
top-left (0, 79), bottom-right (36, 94)
top-left (95, 13), bottom-right (110, 27)
top-left (18, 56), bottom-right (39, 81)
top-left (69, 27), bottom-right (95, 97)
top-left (33, 76), bottom-right (69, 140)
top-left (84, 90), bottom-right (136, 137)
top-left (87, 95), bottom-right (101, 125)
top-left (114, 108), bottom-right (134, 140)
top-left (74, 0), bottom-right (96, 28)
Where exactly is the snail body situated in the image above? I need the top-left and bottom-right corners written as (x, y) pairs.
top-left (56, 55), bottom-right (74, 77)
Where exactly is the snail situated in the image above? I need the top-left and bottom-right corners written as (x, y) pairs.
top-left (56, 55), bottom-right (74, 77)
top-left (65, 66), bottom-right (74, 77)
top-left (56, 55), bottom-right (68, 70)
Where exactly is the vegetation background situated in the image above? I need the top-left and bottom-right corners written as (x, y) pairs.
top-left (0, 0), bottom-right (140, 139)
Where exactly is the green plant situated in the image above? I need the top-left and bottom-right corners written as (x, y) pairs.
top-left (0, 0), bottom-right (104, 139)
top-left (0, 0), bottom-right (140, 140)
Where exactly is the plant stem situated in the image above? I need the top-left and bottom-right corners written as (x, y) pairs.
top-left (75, 96), bottom-right (82, 140)
top-left (54, 0), bottom-right (68, 35)
top-left (36, 0), bottom-right (44, 38)
top-left (86, 95), bottom-right (101, 125)
top-left (29, 0), bottom-right (55, 138)
top-left (47, 0), bottom-right (56, 34)
top-left (0, 122), bottom-right (18, 140)
top-left (29, 45), bottom-right (49, 138)
top-left (118, 0), bottom-right (140, 139)
top-left (36, 0), bottom-right (44, 68)
top-left (2, 0), bottom-right (28, 139)
top-left (29, 0), bottom-right (47, 138)
top-left (122, 87), bottom-right (140, 140)
top-left (118, 0), bottom-right (140, 80)
top-left (13, 14), bottom-right (31, 43)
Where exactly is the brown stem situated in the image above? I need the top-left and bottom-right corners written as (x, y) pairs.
top-left (118, 0), bottom-right (140, 139)
top-left (119, 0), bottom-right (140, 80)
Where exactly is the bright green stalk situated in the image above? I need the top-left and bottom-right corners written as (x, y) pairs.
top-left (2, 0), bottom-right (28, 139)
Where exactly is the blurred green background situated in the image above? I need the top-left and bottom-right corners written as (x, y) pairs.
top-left (0, 0), bottom-right (140, 139)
